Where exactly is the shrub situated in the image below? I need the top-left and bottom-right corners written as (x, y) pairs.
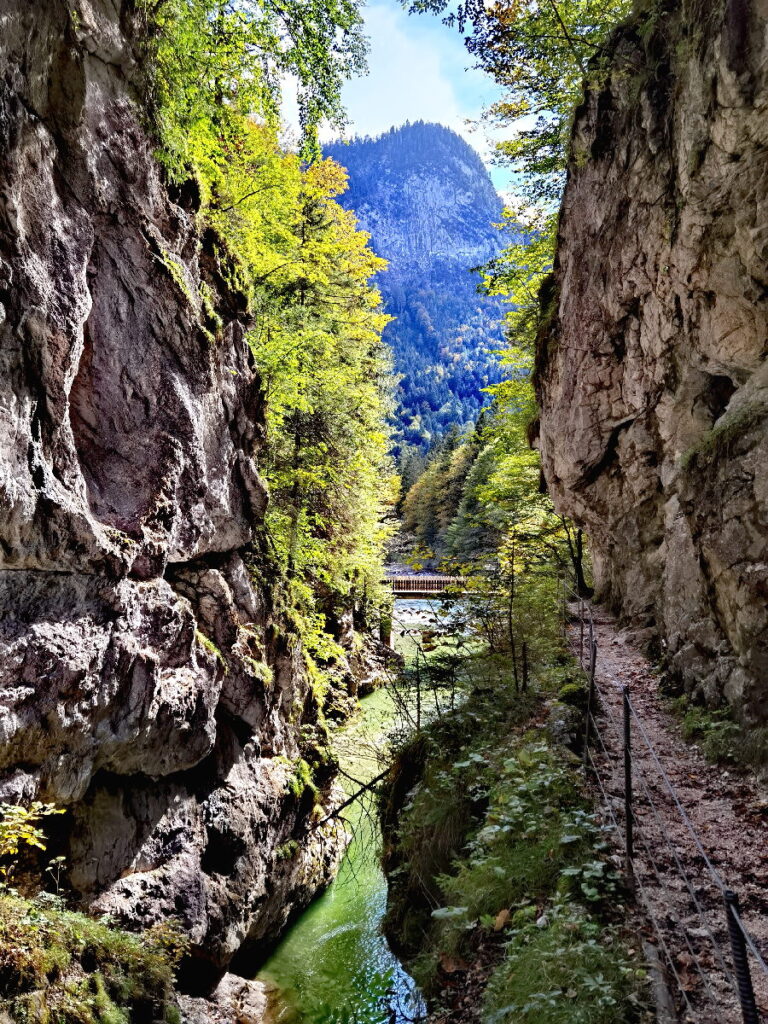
top-left (483, 904), bottom-right (641, 1023)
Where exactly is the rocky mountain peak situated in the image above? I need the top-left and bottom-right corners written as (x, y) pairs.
top-left (325, 122), bottom-right (511, 449)
top-left (325, 121), bottom-right (503, 275)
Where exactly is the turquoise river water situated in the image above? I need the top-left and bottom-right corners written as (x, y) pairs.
top-left (256, 602), bottom-right (437, 1024)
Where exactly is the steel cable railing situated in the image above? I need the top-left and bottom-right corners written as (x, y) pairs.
top-left (586, 708), bottom-right (728, 1014)
top-left (562, 586), bottom-right (768, 1022)
top-left (587, 682), bottom-right (739, 997)
top-left (585, 742), bottom-right (700, 1020)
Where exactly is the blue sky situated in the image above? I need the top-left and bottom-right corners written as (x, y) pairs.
top-left (284, 0), bottom-right (513, 194)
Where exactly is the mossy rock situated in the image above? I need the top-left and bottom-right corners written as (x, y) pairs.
top-left (681, 400), bottom-right (768, 472)
top-left (558, 681), bottom-right (588, 711)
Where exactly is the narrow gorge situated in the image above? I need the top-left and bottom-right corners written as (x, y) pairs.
top-left (2, 0), bottom-right (768, 1022)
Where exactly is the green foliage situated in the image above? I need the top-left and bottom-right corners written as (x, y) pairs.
top-left (483, 904), bottom-right (641, 1023)
top-left (383, 563), bottom-right (644, 1019)
top-left (278, 757), bottom-right (319, 802)
top-left (558, 681), bottom-right (589, 711)
top-left (679, 703), bottom-right (741, 761)
top-left (137, 0), bottom-right (367, 169)
top-left (192, 121), bottom-right (395, 679)
top-left (275, 840), bottom-right (300, 862)
top-left (432, 742), bottom-right (619, 945)
top-left (401, 422), bottom-right (484, 552)
top-left (670, 699), bottom-right (768, 770)
top-left (145, 919), bottom-right (192, 969)
top-left (382, 659), bottom-right (540, 959)
top-left (679, 400), bottom-right (768, 471)
top-left (0, 890), bottom-right (180, 1022)
top-left (137, 4), bottom-right (396, 691)
top-left (403, 0), bottom-right (631, 205)
top-left (246, 156), bottom-right (397, 626)
top-left (482, 211), bottom-right (558, 353)
top-left (194, 629), bottom-right (226, 670)
top-left (384, 662), bottom-right (643, 1018)
top-left (0, 803), bottom-right (65, 879)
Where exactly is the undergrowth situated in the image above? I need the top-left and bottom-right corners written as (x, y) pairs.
top-left (669, 699), bottom-right (768, 771)
top-left (382, 647), bottom-right (648, 1024)
top-left (0, 889), bottom-right (184, 1023)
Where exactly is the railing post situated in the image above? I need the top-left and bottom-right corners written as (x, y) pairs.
top-left (562, 580), bottom-right (567, 638)
top-left (583, 638), bottom-right (597, 769)
top-left (724, 890), bottom-right (760, 1024)
top-left (623, 687), bottom-right (634, 865)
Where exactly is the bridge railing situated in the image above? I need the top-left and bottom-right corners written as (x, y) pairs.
top-left (383, 575), bottom-right (463, 594)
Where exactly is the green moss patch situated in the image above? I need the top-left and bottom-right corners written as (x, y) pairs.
top-left (680, 401), bottom-right (768, 472)
top-left (0, 891), bottom-right (182, 1023)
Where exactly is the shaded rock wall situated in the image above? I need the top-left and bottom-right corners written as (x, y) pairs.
top-left (0, 0), bottom-right (343, 984)
top-left (536, 0), bottom-right (768, 721)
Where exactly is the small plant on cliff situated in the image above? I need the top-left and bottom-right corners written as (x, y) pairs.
top-left (0, 802), bottom-right (65, 880)
top-left (0, 889), bottom-right (182, 1023)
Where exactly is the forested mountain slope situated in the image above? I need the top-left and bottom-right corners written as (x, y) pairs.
top-left (325, 123), bottom-right (515, 449)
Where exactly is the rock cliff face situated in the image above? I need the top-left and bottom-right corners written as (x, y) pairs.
top-left (0, 0), bottom-right (343, 987)
top-left (536, 0), bottom-right (768, 722)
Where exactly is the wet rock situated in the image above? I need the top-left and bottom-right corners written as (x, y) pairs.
top-left (178, 974), bottom-right (270, 1024)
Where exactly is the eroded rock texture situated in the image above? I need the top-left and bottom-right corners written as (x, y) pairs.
top-left (536, 0), bottom-right (768, 721)
top-left (0, 0), bottom-right (343, 985)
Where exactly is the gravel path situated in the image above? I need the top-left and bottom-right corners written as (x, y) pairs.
top-left (569, 601), bottom-right (768, 1023)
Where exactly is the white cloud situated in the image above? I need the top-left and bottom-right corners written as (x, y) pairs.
top-left (281, 0), bottom-right (515, 191)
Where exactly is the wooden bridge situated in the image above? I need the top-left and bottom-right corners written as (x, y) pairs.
top-left (383, 574), bottom-right (463, 596)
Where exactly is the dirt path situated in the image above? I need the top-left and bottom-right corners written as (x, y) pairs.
top-left (568, 601), bottom-right (768, 1023)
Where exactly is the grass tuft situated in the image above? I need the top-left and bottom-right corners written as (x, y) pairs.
top-left (0, 889), bottom-right (183, 1022)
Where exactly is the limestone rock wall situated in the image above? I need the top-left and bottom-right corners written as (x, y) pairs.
top-left (0, 0), bottom-right (343, 985)
top-left (536, 0), bottom-right (768, 721)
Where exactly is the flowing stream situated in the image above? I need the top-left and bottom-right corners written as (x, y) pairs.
top-left (256, 601), bottom-right (436, 1024)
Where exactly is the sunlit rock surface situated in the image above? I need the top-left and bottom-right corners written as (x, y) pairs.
top-left (536, 0), bottom-right (768, 721)
top-left (0, 0), bottom-right (343, 985)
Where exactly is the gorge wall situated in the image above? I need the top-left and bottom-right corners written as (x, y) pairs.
top-left (536, 0), bottom-right (768, 722)
top-left (0, 0), bottom-right (343, 989)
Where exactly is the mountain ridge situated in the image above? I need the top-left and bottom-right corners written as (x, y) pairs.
top-left (325, 122), bottom-right (513, 450)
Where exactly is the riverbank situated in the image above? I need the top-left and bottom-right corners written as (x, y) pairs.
top-left (380, 642), bottom-right (652, 1024)
top-left (250, 596), bottom-right (464, 1022)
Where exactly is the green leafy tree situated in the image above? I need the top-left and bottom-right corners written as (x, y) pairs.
top-left (403, 0), bottom-right (631, 204)
top-left (138, 0), bottom-right (368, 170)
top-left (138, 8), bottom-right (395, 684)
